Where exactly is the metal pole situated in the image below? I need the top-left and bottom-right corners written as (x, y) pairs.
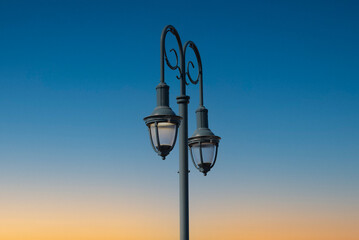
top-left (177, 94), bottom-right (189, 240)
top-left (177, 76), bottom-right (190, 240)
top-left (160, 25), bottom-right (190, 240)
top-left (177, 29), bottom-right (190, 240)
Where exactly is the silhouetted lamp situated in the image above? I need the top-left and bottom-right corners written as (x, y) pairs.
top-left (144, 82), bottom-right (182, 159)
top-left (188, 106), bottom-right (220, 176)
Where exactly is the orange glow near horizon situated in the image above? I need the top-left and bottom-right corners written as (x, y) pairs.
top-left (1, 188), bottom-right (358, 240)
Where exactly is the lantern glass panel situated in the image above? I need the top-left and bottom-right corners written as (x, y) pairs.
top-left (191, 142), bottom-right (216, 169)
top-left (150, 122), bottom-right (177, 150)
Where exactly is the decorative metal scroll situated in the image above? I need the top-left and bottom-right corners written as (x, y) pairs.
top-left (161, 26), bottom-right (203, 86)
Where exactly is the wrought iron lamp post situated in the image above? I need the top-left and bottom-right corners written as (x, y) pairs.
top-left (144, 25), bottom-right (221, 240)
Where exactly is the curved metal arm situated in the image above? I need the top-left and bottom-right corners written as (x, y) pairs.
top-left (184, 41), bottom-right (204, 106)
top-left (160, 25), bottom-right (186, 94)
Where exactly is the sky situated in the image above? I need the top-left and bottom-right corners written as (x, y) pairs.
top-left (0, 0), bottom-right (358, 239)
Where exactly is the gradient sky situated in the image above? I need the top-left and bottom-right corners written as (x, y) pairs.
top-left (0, 0), bottom-right (358, 239)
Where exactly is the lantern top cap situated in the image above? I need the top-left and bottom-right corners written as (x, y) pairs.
top-left (188, 134), bottom-right (220, 146)
top-left (144, 113), bottom-right (182, 126)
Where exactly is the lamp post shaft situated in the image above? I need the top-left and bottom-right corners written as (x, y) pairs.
top-left (177, 23), bottom-right (190, 240)
top-left (177, 94), bottom-right (190, 240)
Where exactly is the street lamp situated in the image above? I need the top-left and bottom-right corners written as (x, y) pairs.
top-left (144, 82), bottom-right (182, 160)
top-left (144, 25), bottom-right (221, 240)
top-left (188, 106), bottom-right (220, 176)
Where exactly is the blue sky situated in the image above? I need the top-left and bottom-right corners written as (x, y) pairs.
top-left (0, 0), bottom-right (358, 230)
